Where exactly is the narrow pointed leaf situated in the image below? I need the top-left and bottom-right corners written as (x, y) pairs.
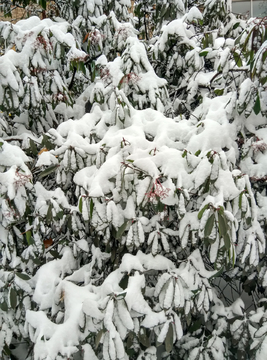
top-left (95, 329), bottom-right (104, 349)
top-left (253, 95), bottom-right (261, 115)
top-left (218, 212), bottom-right (227, 237)
top-left (79, 197), bottom-right (83, 213)
top-left (10, 288), bottom-right (17, 309)
top-left (204, 214), bottom-right (215, 238)
top-left (116, 221), bottom-right (128, 239)
top-left (90, 199), bottom-right (94, 218)
top-left (165, 323), bottom-right (173, 353)
top-left (39, 164), bottom-right (58, 179)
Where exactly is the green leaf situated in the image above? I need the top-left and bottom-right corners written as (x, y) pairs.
top-left (0, 301), bottom-right (8, 312)
top-left (89, 199), bottom-right (94, 219)
top-left (157, 200), bottom-right (165, 213)
top-left (15, 272), bottom-right (30, 281)
top-left (46, 203), bottom-right (53, 225)
top-left (111, 247), bottom-right (116, 262)
top-left (3, 343), bottom-right (11, 356)
top-left (253, 95), bottom-right (261, 115)
top-left (79, 197), bottom-right (83, 213)
top-left (199, 51), bottom-right (209, 57)
top-left (55, 211), bottom-right (64, 220)
top-left (49, 250), bottom-right (61, 259)
top-left (116, 292), bottom-right (127, 300)
top-left (79, 61), bottom-right (86, 75)
top-left (189, 318), bottom-right (202, 333)
top-left (218, 212), bottom-right (227, 237)
top-left (139, 328), bottom-right (150, 348)
top-left (195, 150), bottom-right (201, 156)
top-left (33, 258), bottom-right (42, 265)
top-left (224, 233), bottom-right (231, 251)
top-left (182, 150), bottom-right (187, 158)
top-left (233, 52), bottom-right (242, 67)
top-left (10, 288), bottom-right (17, 309)
top-left (214, 88), bottom-right (224, 96)
top-left (165, 323), bottom-right (173, 353)
top-left (203, 177), bottom-right (210, 193)
top-left (41, 134), bottom-right (55, 150)
top-left (119, 274), bottom-right (129, 290)
top-left (204, 214), bottom-right (215, 238)
top-left (116, 221), bottom-right (128, 240)
top-left (198, 204), bottom-right (209, 220)
top-left (233, 22), bottom-right (240, 29)
top-left (39, 0), bottom-right (47, 9)
top-left (126, 332), bottom-right (134, 350)
top-left (39, 164), bottom-right (58, 179)
top-left (26, 230), bottom-right (34, 245)
top-left (209, 265), bottom-right (224, 279)
top-left (29, 139), bottom-right (38, 156)
top-left (0, 141), bottom-right (4, 148)
top-left (95, 329), bottom-right (104, 349)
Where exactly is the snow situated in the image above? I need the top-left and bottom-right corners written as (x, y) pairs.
top-left (157, 19), bottom-right (196, 52)
top-left (185, 6), bottom-right (203, 22)
top-left (0, 140), bottom-right (30, 167)
top-left (1, 4), bottom-right (267, 360)
top-left (136, 251), bottom-right (175, 271)
top-left (36, 151), bottom-right (58, 166)
top-left (120, 253), bottom-right (144, 274)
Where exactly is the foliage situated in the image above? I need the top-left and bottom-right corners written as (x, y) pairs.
top-left (1, 0), bottom-right (267, 359)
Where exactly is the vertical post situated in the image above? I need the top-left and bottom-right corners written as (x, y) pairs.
top-left (228, 0), bottom-right (232, 12)
top-left (251, 0), bottom-right (253, 17)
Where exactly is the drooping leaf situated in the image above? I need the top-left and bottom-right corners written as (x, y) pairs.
top-left (89, 199), bottom-right (94, 218)
top-left (218, 211), bottom-right (227, 237)
top-left (95, 329), bottom-right (104, 349)
top-left (39, 164), bottom-right (59, 179)
top-left (25, 230), bottom-right (34, 245)
top-left (15, 272), bottom-right (30, 281)
top-left (41, 134), bottom-right (55, 150)
top-left (3, 343), bottom-right (11, 356)
top-left (46, 203), bottom-right (53, 224)
top-left (10, 288), bottom-right (17, 309)
top-left (165, 323), bottom-right (173, 353)
top-left (0, 301), bottom-right (8, 312)
top-left (204, 213), bottom-right (215, 238)
top-left (233, 52), bottom-right (242, 67)
top-left (119, 274), bottom-right (129, 290)
top-left (139, 328), bottom-right (151, 347)
top-left (253, 95), bottom-right (261, 115)
top-left (198, 204), bottom-right (209, 220)
top-left (209, 265), bottom-right (224, 279)
top-left (224, 233), bottom-right (231, 251)
top-left (116, 220), bottom-right (128, 240)
top-left (79, 197), bottom-right (83, 213)
top-left (29, 138), bottom-right (38, 156)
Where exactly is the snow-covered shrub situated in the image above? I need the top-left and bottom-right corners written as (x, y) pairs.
top-left (1, 1), bottom-right (267, 359)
